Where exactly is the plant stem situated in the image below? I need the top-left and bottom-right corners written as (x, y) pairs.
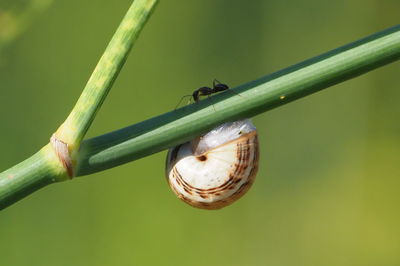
top-left (76, 24), bottom-right (400, 176)
top-left (0, 145), bottom-right (66, 209)
top-left (55, 0), bottom-right (158, 151)
top-left (1, 24), bottom-right (399, 210)
top-left (0, 0), bottom-right (158, 210)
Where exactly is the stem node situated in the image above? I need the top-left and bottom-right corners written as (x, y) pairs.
top-left (50, 134), bottom-right (73, 178)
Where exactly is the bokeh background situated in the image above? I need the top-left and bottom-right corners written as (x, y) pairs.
top-left (1, 0), bottom-right (399, 265)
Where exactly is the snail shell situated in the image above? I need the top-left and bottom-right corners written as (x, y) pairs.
top-left (166, 119), bottom-right (259, 210)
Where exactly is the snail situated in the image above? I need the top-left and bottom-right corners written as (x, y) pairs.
top-left (166, 119), bottom-right (259, 210)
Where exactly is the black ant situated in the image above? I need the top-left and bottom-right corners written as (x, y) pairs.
top-left (175, 79), bottom-right (231, 109)
top-left (192, 79), bottom-right (229, 102)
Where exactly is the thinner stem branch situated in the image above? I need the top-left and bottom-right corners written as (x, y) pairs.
top-left (55, 0), bottom-right (158, 151)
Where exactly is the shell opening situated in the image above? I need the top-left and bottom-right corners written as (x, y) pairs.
top-left (197, 155), bottom-right (207, 161)
top-left (194, 119), bottom-right (256, 155)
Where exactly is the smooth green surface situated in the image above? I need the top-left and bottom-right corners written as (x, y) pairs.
top-left (0, 145), bottom-right (66, 210)
top-left (1, 1), bottom-right (400, 266)
top-left (58, 0), bottom-right (158, 147)
top-left (77, 25), bottom-right (400, 175)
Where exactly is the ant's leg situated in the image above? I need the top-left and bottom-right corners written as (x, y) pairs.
top-left (206, 95), bottom-right (216, 111)
top-left (174, 95), bottom-right (191, 109)
top-left (230, 88), bottom-right (243, 98)
top-left (187, 95), bottom-right (195, 105)
top-left (213, 79), bottom-right (222, 87)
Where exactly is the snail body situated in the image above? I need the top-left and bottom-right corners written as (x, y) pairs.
top-left (166, 119), bottom-right (259, 210)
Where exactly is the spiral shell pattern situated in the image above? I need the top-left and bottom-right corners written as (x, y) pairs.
top-left (166, 120), bottom-right (259, 210)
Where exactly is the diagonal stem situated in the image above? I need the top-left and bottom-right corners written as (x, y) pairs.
top-left (76, 25), bottom-right (400, 176)
top-left (55, 0), bottom-right (158, 151)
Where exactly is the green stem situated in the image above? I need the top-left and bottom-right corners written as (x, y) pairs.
top-left (55, 0), bottom-right (158, 150)
top-left (0, 145), bottom-right (66, 209)
top-left (0, 0), bottom-right (158, 210)
top-left (76, 25), bottom-right (400, 176)
top-left (1, 24), bottom-right (400, 210)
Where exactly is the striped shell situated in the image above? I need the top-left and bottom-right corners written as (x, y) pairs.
top-left (166, 120), bottom-right (259, 210)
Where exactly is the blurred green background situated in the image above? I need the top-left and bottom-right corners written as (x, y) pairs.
top-left (1, 0), bottom-right (399, 265)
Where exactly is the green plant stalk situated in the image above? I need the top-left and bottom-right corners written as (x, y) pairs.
top-left (0, 0), bottom-right (158, 210)
top-left (1, 25), bottom-right (400, 210)
top-left (0, 145), bottom-right (66, 209)
top-left (55, 0), bottom-right (158, 151)
top-left (76, 25), bottom-right (400, 176)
